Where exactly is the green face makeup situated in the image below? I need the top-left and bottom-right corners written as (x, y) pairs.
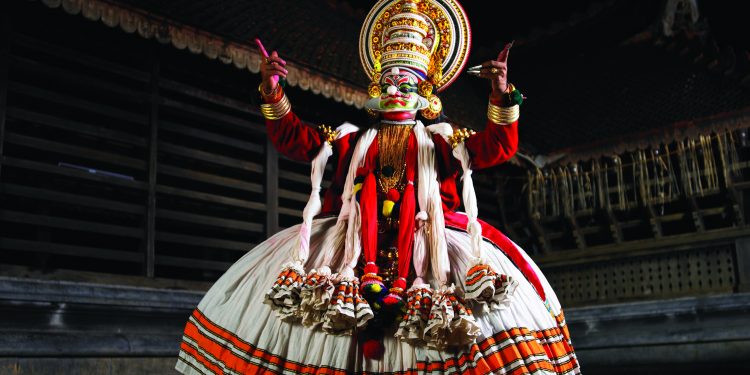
top-left (377, 69), bottom-right (421, 111)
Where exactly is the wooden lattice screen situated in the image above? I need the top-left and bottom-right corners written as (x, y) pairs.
top-left (545, 244), bottom-right (737, 306)
top-left (0, 3), bottom-right (317, 282)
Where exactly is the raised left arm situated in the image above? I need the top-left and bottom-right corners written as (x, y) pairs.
top-left (464, 42), bottom-right (522, 169)
top-left (464, 113), bottom-right (519, 170)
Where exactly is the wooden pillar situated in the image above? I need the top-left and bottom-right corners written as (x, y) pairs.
top-left (644, 202), bottom-right (664, 238)
top-left (605, 203), bottom-right (623, 244)
top-left (0, 8), bottom-right (10, 180)
top-left (688, 196), bottom-right (705, 233)
top-left (265, 138), bottom-right (279, 236)
top-left (567, 214), bottom-right (587, 250)
top-left (144, 46), bottom-right (160, 278)
top-left (736, 237), bottom-right (750, 293)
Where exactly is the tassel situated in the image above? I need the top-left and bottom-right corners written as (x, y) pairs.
top-left (395, 286), bottom-right (433, 343)
top-left (361, 269), bottom-right (385, 296)
top-left (421, 123), bottom-right (450, 286)
top-left (424, 285), bottom-right (481, 349)
top-left (323, 276), bottom-right (373, 334)
top-left (427, 122), bottom-right (512, 308)
top-left (464, 261), bottom-right (518, 310)
top-left (360, 140), bottom-right (382, 296)
top-left (383, 277), bottom-right (407, 310)
top-left (297, 139), bottom-right (332, 268)
top-left (338, 129), bottom-right (377, 277)
top-left (263, 261), bottom-right (306, 321)
top-left (360, 158), bottom-right (378, 262)
top-left (268, 123), bottom-right (358, 323)
top-left (411, 211), bottom-right (429, 290)
top-left (298, 269), bottom-right (335, 328)
top-left (385, 133), bottom-right (418, 308)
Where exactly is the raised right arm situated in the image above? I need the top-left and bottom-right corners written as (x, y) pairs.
top-left (258, 47), bottom-right (323, 162)
top-left (261, 86), bottom-right (323, 162)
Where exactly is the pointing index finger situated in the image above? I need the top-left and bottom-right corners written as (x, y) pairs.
top-left (497, 40), bottom-right (514, 63)
top-left (254, 38), bottom-right (269, 58)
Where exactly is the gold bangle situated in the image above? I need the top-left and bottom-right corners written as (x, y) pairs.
top-left (487, 102), bottom-right (519, 125)
top-left (260, 93), bottom-right (291, 120)
top-left (260, 101), bottom-right (290, 120)
top-left (260, 97), bottom-right (289, 116)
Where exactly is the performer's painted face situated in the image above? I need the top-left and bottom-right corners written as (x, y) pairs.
top-left (365, 67), bottom-right (428, 112)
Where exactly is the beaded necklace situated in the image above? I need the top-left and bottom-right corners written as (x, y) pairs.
top-left (376, 123), bottom-right (413, 193)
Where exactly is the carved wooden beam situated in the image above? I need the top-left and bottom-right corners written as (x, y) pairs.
top-left (567, 214), bottom-right (587, 250)
top-left (644, 201), bottom-right (664, 238)
top-left (687, 196), bottom-right (706, 232)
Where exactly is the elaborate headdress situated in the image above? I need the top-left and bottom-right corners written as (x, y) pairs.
top-left (359, 0), bottom-right (472, 118)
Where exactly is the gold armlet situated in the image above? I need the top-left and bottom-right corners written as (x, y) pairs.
top-left (260, 93), bottom-right (292, 120)
top-left (487, 102), bottom-right (519, 125)
top-left (447, 128), bottom-right (476, 148)
top-left (318, 124), bottom-right (339, 146)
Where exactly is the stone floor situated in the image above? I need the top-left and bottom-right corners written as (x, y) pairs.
top-left (2, 276), bottom-right (750, 374)
top-left (0, 358), bottom-right (177, 375)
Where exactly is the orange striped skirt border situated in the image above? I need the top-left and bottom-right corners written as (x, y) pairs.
top-left (178, 309), bottom-right (579, 375)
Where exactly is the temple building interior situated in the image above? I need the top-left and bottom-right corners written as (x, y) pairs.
top-left (1, 0), bottom-right (749, 374)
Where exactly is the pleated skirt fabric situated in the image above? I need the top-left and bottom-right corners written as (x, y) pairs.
top-left (176, 217), bottom-right (581, 374)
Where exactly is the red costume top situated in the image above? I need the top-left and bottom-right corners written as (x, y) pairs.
top-left (263, 105), bottom-right (545, 301)
top-left (265, 109), bottom-right (519, 215)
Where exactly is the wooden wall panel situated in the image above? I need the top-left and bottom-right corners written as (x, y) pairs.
top-left (0, 3), bottom-right (314, 284)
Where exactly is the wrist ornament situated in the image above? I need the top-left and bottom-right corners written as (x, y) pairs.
top-left (501, 83), bottom-right (523, 107)
top-left (258, 82), bottom-right (284, 103)
top-left (260, 90), bottom-right (291, 120)
top-left (488, 83), bottom-right (521, 124)
top-left (487, 101), bottom-right (519, 125)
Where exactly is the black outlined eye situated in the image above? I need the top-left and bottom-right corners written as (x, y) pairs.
top-left (399, 84), bottom-right (415, 93)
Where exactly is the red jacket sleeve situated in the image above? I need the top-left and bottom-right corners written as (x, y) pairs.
top-left (263, 92), bottom-right (323, 162)
top-left (464, 119), bottom-right (519, 170)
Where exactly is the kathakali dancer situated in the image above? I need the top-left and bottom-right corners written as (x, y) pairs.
top-left (176, 0), bottom-right (581, 374)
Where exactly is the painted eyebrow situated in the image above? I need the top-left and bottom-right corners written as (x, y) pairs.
top-left (383, 76), bottom-right (399, 85)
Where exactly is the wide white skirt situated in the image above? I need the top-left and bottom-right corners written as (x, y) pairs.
top-left (176, 216), bottom-right (581, 374)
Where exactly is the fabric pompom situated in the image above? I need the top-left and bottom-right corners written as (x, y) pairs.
top-left (387, 188), bottom-right (400, 202)
top-left (382, 199), bottom-right (395, 217)
top-left (352, 182), bottom-right (363, 195)
top-left (363, 338), bottom-right (384, 359)
top-left (361, 272), bottom-right (385, 295)
top-left (509, 88), bottom-right (524, 106)
top-left (382, 287), bottom-right (404, 311)
top-left (355, 169), bottom-right (367, 181)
